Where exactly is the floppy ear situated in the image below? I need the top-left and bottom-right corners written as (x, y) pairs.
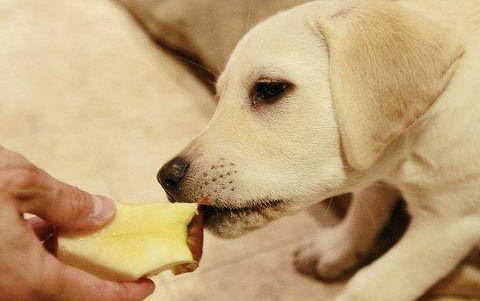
top-left (313, 0), bottom-right (464, 170)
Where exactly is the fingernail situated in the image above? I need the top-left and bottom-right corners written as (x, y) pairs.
top-left (136, 278), bottom-right (156, 296)
top-left (92, 195), bottom-right (116, 223)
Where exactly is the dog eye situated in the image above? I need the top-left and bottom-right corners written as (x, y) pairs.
top-left (251, 79), bottom-right (293, 106)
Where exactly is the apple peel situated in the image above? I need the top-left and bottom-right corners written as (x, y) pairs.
top-left (56, 201), bottom-right (203, 281)
top-left (171, 206), bottom-right (203, 275)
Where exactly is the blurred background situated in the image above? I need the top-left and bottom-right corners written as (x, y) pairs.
top-left (0, 1), bottom-right (477, 300)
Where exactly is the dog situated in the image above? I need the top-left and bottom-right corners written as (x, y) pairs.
top-left (158, 0), bottom-right (480, 300)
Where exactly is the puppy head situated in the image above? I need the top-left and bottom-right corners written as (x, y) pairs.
top-left (160, 11), bottom-right (346, 238)
top-left (158, 0), bottom-right (463, 238)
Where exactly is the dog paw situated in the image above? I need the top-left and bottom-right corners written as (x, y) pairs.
top-left (293, 228), bottom-right (369, 280)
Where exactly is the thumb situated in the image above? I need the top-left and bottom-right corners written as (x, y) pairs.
top-left (12, 167), bottom-right (116, 231)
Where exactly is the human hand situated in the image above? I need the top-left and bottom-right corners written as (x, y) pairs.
top-left (0, 147), bottom-right (155, 301)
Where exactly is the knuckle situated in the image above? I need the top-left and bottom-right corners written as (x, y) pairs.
top-left (11, 167), bottom-right (39, 189)
top-left (0, 149), bottom-right (28, 167)
top-left (0, 163), bottom-right (41, 194)
top-left (114, 285), bottom-right (135, 301)
top-left (63, 186), bottom-right (92, 220)
top-left (0, 150), bottom-right (36, 193)
top-left (102, 281), bottom-right (137, 301)
top-left (111, 284), bottom-right (126, 300)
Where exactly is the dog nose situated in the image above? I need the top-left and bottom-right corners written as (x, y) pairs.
top-left (157, 157), bottom-right (190, 201)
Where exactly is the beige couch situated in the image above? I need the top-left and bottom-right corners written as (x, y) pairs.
top-left (0, 0), bottom-right (215, 200)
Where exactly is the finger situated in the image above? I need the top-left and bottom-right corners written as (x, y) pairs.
top-left (26, 217), bottom-right (54, 241)
top-left (9, 165), bottom-right (115, 231)
top-left (40, 255), bottom-right (155, 301)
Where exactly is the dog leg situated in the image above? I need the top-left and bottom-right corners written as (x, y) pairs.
top-left (335, 213), bottom-right (480, 301)
top-left (293, 182), bottom-right (399, 280)
top-left (429, 264), bottom-right (480, 298)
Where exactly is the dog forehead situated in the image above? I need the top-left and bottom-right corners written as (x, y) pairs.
top-left (228, 0), bottom-right (356, 64)
top-left (218, 10), bottom-right (319, 92)
top-left (217, 1), bottom-right (342, 96)
top-left (239, 12), bottom-right (311, 60)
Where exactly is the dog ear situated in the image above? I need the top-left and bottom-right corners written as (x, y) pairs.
top-left (312, 1), bottom-right (464, 170)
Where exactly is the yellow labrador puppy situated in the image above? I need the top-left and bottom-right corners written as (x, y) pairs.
top-left (158, 0), bottom-right (480, 300)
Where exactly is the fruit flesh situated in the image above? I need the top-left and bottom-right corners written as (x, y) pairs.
top-left (57, 201), bottom-right (200, 281)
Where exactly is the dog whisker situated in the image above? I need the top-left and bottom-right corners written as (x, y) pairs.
top-left (245, 0), bottom-right (256, 35)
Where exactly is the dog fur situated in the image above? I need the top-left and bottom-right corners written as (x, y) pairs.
top-left (162, 0), bottom-right (480, 300)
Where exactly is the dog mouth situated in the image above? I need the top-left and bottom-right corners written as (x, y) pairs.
top-left (166, 194), bottom-right (291, 238)
top-left (201, 198), bottom-right (291, 238)
top-left (203, 199), bottom-right (285, 217)
top-left (166, 195), bottom-right (286, 216)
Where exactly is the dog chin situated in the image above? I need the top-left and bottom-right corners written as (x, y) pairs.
top-left (203, 199), bottom-right (292, 239)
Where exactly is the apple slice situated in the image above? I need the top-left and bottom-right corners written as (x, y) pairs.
top-left (56, 201), bottom-right (203, 281)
